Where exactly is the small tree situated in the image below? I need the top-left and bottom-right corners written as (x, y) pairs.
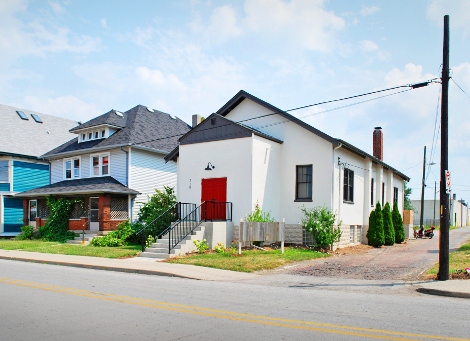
top-left (392, 201), bottom-right (405, 243)
top-left (404, 181), bottom-right (414, 210)
top-left (37, 196), bottom-right (81, 242)
top-left (367, 202), bottom-right (385, 247)
top-left (382, 202), bottom-right (395, 246)
top-left (301, 206), bottom-right (341, 249)
top-left (136, 186), bottom-right (177, 237)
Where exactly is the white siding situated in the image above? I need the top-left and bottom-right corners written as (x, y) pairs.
top-left (130, 148), bottom-right (177, 219)
top-left (110, 148), bottom-right (127, 185)
top-left (50, 159), bottom-right (63, 184)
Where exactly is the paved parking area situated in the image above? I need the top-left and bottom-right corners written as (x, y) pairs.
top-left (278, 227), bottom-right (470, 281)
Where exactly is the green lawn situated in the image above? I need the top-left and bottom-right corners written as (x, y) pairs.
top-left (0, 240), bottom-right (141, 258)
top-left (166, 247), bottom-right (328, 272)
top-left (427, 240), bottom-right (470, 275)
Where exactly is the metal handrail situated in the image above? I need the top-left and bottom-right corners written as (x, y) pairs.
top-left (160, 201), bottom-right (233, 254)
top-left (137, 202), bottom-right (195, 252)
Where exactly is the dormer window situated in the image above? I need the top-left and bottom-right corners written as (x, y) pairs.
top-left (94, 131), bottom-right (99, 139)
top-left (77, 127), bottom-right (109, 143)
top-left (88, 132), bottom-right (92, 140)
top-left (82, 134), bottom-right (86, 141)
top-left (101, 130), bottom-right (105, 138)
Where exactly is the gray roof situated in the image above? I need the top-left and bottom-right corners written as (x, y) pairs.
top-left (0, 104), bottom-right (78, 158)
top-left (16, 176), bottom-right (140, 197)
top-left (165, 113), bottom-right (283, 162)
top-left (43, 105), bottom-right (191, 158)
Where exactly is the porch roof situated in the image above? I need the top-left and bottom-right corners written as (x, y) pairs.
top-left (15, 176), bottom-right (140, 198)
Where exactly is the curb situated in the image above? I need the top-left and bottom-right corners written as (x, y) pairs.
top-left (0, 255), bottom-right (192, 279)
top-left (416, 287), bottom-right (470, 299)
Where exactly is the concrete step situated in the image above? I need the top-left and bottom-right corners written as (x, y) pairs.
top-left (139, 252), bottom-right (170, 259)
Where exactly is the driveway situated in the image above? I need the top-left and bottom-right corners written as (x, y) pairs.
top-left (275, 226), bottom-right (470, 281)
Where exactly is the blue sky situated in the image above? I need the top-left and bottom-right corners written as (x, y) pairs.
top-left (1, 0), bottom-right (469, 201)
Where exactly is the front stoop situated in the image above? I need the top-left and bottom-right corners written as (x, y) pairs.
top-left (139, 225), bottom-right (204, 259)
top-left (66, 231), bottom-right (102, 246)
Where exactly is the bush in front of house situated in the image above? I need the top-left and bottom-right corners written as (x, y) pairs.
top-left (36, 196), bottom-right (82, 242)
top-left (91, 220), bottom-right (134, 247)
top-left (367, 202), bottom-right (385, 247)
top-left (393, 202), bottom-right (405, 243)
top-left (383, 202), bottom-right (395, 245)
top-left (245, 202), bottom-right (275, 222)
top-left (15, 226), bottom-right (35, 240)
top-left (301, 206), bottom-right (342, 249)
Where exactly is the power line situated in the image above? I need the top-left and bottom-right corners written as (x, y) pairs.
top-left (451, 78), bottom-right (470, 100)
top-left (426, 87), bottom-right (441, 182)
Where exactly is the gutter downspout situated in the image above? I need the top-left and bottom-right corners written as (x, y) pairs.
top-left (333, 143), bottom-right (342, 226)
top-left (120, 146), bottom-right (131, 221)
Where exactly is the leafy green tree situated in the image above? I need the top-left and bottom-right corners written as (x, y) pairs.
top-left (404, 181), bottom-right (414, 210)
top-left (382, 202), bottom-right (395, 245)
top-left (392, 201), bottom-right (405, 243)
top-left (367, 202), bottom-right (385, 247)
top-left (136, 186), bottom-right (177, 237)
top-left (301, 206), bottom-right (342, 249)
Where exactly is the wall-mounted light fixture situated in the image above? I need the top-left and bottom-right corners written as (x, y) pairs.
top-left (205, 162), bottom-right (215, 171)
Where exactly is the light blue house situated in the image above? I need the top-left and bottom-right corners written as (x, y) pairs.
top-left (0, 104), bottom-right (77, 236)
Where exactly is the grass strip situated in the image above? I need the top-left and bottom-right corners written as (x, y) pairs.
top-left (0, 240), bottom-right (140, 258)
top-left (166, 247), bottom-right (328, 272)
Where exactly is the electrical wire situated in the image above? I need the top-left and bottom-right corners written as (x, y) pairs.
top-left (426, 87), bottom-right (441, 182)
top-left (451, 78), bottom-right (470, 100)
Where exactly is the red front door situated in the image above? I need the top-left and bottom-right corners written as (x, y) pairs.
top-left (201, 177), bottom-right (227, 220)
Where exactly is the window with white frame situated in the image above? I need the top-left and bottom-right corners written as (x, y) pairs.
top-left (91, 154), bottom-right (109, 176)
top-left (29, 200), bottom-right (37, 221)
top-left (0, 160), bottom-right (8, 182)
top-left (64, 158), bottom-right (80, 179)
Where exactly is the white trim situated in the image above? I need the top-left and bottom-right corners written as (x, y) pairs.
top-left (0, 159), bottom-right (9, 184)
top-left (63, 156), bottom-right (81, 180)
top-left (90, 152), bottom-right (110, 177)
top-left (29, 199), bottom-right (37, 222)
top-left (78, 127), bottom-right (110, 143)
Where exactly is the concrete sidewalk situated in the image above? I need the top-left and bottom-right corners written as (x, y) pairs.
top-left (0, 249), bottom-right (468, 298)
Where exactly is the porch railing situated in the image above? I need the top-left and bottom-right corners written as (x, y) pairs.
top-left (136, 202), bottom-right (196, 252)
top-left (159, 201), bottom-right (233, 254)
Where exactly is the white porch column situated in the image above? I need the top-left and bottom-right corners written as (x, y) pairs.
top-left (363, 158), bottom-right (372, 224)
top-left (376, 167), bottom-right (383, 207)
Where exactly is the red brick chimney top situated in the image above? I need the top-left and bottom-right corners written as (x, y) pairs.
top-left (373, 127), bottom-right (383, 161)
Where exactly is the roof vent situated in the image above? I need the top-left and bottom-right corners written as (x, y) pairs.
top-left (115, 111), bottom-right (123, 117)
top-left (16, 111), bottom-right (28, 120)
top-left (170, 114), bottom-right (177, 120)
top-left (147, 107), bottom-right (154, 112)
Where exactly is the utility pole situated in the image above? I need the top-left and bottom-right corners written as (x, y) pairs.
top-left (439, 15), bottom-right (450, 281)
top-left (419, 146), bottom-right (426, 230)
top-left (433, 181), bottom-right (437, 226)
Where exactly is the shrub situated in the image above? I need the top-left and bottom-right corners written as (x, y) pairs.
top-left (367, 202), bottom-right (385, 247)
top-left (383, 202), bottom-right (395, 246)
top-left (301, 206), bottom-right (341, 249)
top-left (193, 239), bottom-right (208, 253)
top-left (37, 197), bottom-right (81, 242)
top-left (246, 202), bottom-right (275, 222)
top-left (16, 226), bottom-right (35, 240)
top-left (214, 242), bottom-right (225, 253)
top-left (91, 221), bottom-right (134, 247)
top-left (136, 186), bottom-right (177, 237)
top-left (393, 202), bottom-right (405, 243)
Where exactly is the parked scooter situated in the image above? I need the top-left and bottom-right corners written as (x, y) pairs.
top-left (414, 226), bottom-right (435, 239)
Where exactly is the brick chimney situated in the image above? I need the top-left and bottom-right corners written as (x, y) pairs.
top-left (373, 127), bottom-right (383, 160)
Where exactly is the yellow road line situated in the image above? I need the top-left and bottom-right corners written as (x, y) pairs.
top-left (1, 277), bottom-right (468, 341)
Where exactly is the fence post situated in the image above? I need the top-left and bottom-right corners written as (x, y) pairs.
top-left (239, 218), bottom-right (243, 255)
top-left (281, 218), bottom-right (285, 254)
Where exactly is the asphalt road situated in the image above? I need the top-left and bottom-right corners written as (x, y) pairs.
top-left (1, 260), bottom-right (469, 341)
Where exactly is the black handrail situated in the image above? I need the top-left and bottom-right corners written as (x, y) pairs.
top-left (160, 201), bottom-right (233, 254)
top-left (137, 202), bottom-right (195, 252)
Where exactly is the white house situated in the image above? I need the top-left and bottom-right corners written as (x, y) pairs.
top-left (166, 90), bottom-right (410, 247)
top-left (18, 105), bottom-right (191, 232)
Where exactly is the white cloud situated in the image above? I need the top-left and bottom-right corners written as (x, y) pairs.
top-left (0, 1), bottom-right (101, 64)
top-left (242, 0), bottom-right (345, 52)
top-left (427, 0), bottom-right (470, 37)
top-left (136, 67), bottom-right (186, 91)
top-left (49, 1), bottom-right (66, 14)
top-left (360, 6), bottom-right (380, 17)
top-left (101, 18), bottom-right (109, 29)
top-left (190, 5), bottom-right (242, 43)
top-left (23, 95), bottom-right (102, 122)
top-left (359, 40), bottom-right (389, 61)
